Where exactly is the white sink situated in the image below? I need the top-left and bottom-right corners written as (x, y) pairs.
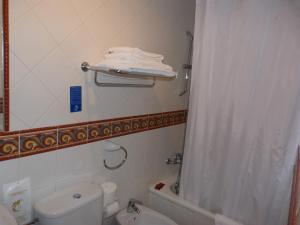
top-left (0, 204), bottom-right (17, 225)
top-left (116, 204), bottom-right (178, 225)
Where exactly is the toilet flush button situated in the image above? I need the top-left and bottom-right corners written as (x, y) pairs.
top-left (73, 193), bottom-right (81, 199)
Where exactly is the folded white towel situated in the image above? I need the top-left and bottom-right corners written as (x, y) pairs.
top-left (97, 61), bottom-right (176, 77)
top-left (105, 52), bottom-right (163, 63)
top-left (215, 214), bottom-right (243, 225)
top-left (97, 47), bottom-right (176, 77)
top-left (106, 47), bottom-right (164, 61)
top-left (100, 59), bottom-right (172, 71)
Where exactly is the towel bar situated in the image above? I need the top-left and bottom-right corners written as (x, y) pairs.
top-left (94, 72), bottom-right (155, 87)
top-left (81, 62), bottom-right (156, 88)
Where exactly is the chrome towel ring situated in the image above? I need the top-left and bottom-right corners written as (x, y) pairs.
top-left (103, 141), bottom-right (128, 170)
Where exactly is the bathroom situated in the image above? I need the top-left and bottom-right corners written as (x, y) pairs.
top-left (0, 0), bottom-right (299, 225)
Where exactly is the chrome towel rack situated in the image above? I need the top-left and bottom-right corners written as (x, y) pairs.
top-left (81, 62), bottom-right (156, 88)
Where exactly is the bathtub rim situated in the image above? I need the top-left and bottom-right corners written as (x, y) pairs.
top-left (149, 176), bottom-right (215, 220)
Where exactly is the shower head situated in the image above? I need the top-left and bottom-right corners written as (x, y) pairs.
top-left (186, 31), bottom-right (194, 41)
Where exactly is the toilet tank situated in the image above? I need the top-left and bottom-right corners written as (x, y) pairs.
top-left (34, 183), bottom-right (103, 225)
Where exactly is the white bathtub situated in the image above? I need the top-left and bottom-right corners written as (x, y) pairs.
top-left (148, 176), bottom-right (215, 225)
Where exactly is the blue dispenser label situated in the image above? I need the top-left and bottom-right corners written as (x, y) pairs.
top-left (70, 86), bottom-right (82, 113)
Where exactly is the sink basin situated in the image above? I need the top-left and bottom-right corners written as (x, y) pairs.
top-left (0, 204), bottom-right (17, 225)
top-left (116, 204), bottom-right (178, 225)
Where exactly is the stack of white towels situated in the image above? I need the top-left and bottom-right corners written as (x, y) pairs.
top-left (97, 47), bottom-right (177, 78)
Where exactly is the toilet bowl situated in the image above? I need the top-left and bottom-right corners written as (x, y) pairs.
top-left (34, 183), bottom-right (103, 225)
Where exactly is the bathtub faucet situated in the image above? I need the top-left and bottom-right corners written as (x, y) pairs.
top-left (127, 199), bottom-right (142, 214)
top-left (165, 153), bottom-right (183, 165)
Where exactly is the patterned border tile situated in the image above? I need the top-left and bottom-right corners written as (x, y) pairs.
top-left (148, 113), bottom-right (163, 129)
top-left (174, 111), bottom-right (186, 124)
top-left (20, 129), bottom-right (57, 157)
top-left (132, 116), bottom-right (149, 132)
top-left (111, 119), bottom-right (132, 137)
top-left (0, 110), bottom-right (187, 161)
top-left (0, 134), bottom-right (19, 160)
top-left (88, 122), bottom-right (111, 142)
top-left (162, 112), bottom-right (175, 126)
top-left (58, 126), bottom-right (88, 148)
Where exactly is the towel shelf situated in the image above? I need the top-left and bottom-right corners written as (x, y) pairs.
top-left (93, 72), bottom-right (155, 87)
top-left (81, 61), bottom-right (159, 88)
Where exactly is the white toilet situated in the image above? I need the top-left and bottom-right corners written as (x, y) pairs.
top-left (34, 183), bottom-right (103, 225)
top-left (34, 182), bottom-right (178, 225)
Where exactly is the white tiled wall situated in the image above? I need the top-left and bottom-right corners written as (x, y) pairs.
top-left (10, 0), bottom-right (195, 130)
top-left (0, 125), bottom-right (186, 217)
top-left (4, 0), bottom-right (195, 223)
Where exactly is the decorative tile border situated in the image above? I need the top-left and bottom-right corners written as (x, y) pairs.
top-left (0, 110), bottom-right (187, 161)
top-left (58, 125), bottom-right (87, 149)
top-left (0, 132), bottom-right (19, 161)
top-left (111, 119), bottom-right (132, 137)
top-left (88, 121), bottom-right (111, 142)
top-left (149, 113), bottom-right (163, 129)
top-left (132, 116), bottom-right (148, 133)
top-left (20, 129), bottom-right (57, 157)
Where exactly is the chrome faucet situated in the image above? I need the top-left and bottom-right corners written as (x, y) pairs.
top-left (127, 199), bottom-right (142, 214)
top-left (166, 153), bottom-right (184, 195)
top-left (165, 153), bottom-right (183, 165)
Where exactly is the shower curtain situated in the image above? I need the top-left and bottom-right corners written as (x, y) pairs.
top-left (180, 0), bottom-right (300, 225)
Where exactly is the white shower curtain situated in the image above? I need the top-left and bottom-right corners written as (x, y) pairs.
top-left (180, 0), bottom-right (300, 225)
